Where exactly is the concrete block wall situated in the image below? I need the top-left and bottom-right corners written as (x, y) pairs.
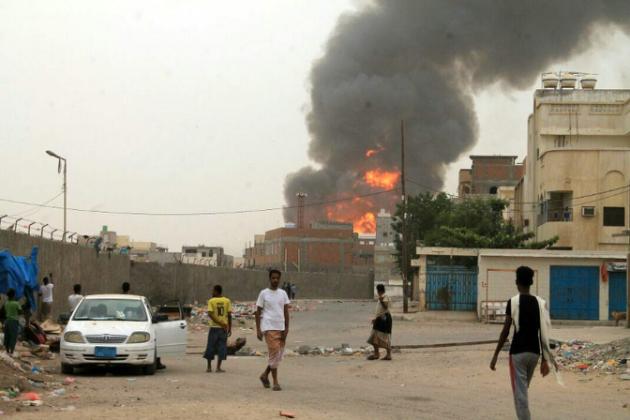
top-left (0, 229), bottom-right (130, 318)
top-left (1, 230), bottom-right (373, 316)
top-left (129, 262), bottom-right (374, 305)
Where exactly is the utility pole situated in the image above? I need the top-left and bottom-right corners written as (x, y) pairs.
top-left (401, 120), bottom-right (408, 313)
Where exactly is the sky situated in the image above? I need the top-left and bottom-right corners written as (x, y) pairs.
top-left (1, 1), bottom-right (630, 257)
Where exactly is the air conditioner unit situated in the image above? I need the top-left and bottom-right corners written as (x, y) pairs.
top-left (581, 206), bottom-right (595, 217)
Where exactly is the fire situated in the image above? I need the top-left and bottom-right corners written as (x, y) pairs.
top-left (325, 197), bottom-right (377, 234)
top-left (354, 212), bottom-right (376, 233)
top-left (365, 146), bottom-right (384, 158)
top-left (364, 169), bottom-right (400, 189)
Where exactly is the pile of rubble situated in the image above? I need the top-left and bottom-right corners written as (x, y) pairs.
top-left (553, 338), bottom-right (630, 378)
top-left (0, 350), bottom-right (78, 413)
top-left (288, 344), bottom-right (374, 357)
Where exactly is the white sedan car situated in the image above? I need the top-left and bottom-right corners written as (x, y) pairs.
top-left (60, 294), bottom-right (187, 375)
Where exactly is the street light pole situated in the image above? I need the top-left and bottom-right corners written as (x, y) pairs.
top-left (46, 150), bottom-right (67, 235)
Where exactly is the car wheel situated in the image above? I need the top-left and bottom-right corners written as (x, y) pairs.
top-left (143, 353), bottom-right (157, 375)
top-left (61, 363), bottom-right (74, 375)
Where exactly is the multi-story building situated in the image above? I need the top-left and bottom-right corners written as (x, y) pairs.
top-left (458, 155), bottom-right (524, 198)
top-left (244, 221), bottom-right (374, 273)
top-left (181, 245), bottom-right (231, 267)
top-left (374, 209), bottom-right (401, 290)
top-left (244, 235), bottom-right (266, 268)
top-left (516, 77), bottom-right (630, 250)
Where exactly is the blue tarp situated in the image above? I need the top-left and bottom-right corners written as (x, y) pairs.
top-left (0, 247), bottom-right (40, 310)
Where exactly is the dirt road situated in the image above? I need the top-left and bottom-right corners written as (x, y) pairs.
top-left (10, 301), bottom-right (630, 419)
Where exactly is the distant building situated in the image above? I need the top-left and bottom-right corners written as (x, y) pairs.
top-left (244, 221), bottom-right (374, 273)
top-left (374, 209), bottom-right (402, 294)
top-left (516, 84), bottom-right (630, 251)
top-left (458, 155), bottom-right (524, 198)
top-left (181, 245), bottom-right (231, 267)
top-left (244, 235), bottom-right (265, 269)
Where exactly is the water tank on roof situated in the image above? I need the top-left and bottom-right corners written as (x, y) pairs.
top-left (560, 72), bottom-right (577, 89)
top-left (580, 75), bottom-right (597, 89)
top-left (542, 73), bottom-right (559, 89)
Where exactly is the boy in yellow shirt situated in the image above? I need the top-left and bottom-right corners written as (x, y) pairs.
top-left (204, 285), bottom-right (232, 372)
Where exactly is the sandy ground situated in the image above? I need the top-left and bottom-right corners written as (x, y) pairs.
top-left (7, 301), bottom-right (630, 419)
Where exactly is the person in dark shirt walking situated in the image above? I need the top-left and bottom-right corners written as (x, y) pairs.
top-left (490, 266), bottom-right (557, 420)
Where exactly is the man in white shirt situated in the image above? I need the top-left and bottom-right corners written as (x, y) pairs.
top-left (38, 276), bottom-right (54, 321)
top-left (255, 269), bottom-right (290, 391)
top-left (68, 284), bottom-right (83, 312)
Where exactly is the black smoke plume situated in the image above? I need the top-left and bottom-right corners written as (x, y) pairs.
top-left (284, 0), bottom-right (630, 228)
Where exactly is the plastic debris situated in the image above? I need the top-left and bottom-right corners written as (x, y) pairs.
top-left (553, 337), bottom-right (630, 377)
top-left (19, 392), bottom-right (41, 401)
top-left (51, 388), bottom-right (66, 397)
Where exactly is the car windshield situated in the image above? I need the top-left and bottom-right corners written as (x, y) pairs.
top-left (72, 299), bottom-right (148, 322)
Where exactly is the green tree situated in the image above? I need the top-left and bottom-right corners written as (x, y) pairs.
top-left (393, 194), bottom-right (558, 276)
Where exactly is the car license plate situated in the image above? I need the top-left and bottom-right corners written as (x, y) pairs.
top-left (94, 347), bottom-right (117, 358)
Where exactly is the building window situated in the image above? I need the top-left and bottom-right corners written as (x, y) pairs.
top-left (603, 207), bottom-right (625, 227)
top-left (590, 104), bottom-right (622, 114)
top-left (550, 104), bottom-right (578, 114)
top-left (554, 135), bottom-right (568, 148)
top-left (489, 186), bottom-right (498, 195)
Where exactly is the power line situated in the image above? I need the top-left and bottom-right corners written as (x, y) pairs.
top-left (406, 177), bottom-right (630, 207)
top-left (9, 190), bottom-right (63, 218)
top-left (505, 186), bottom-right (630, 214)
top-left (0, 188), bottom-right (398, 217)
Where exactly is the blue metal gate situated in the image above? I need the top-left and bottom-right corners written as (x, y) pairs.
top-left (609, 271), bottom-right (627, 319)
top-left (550, 266), bottom-right (599, 320)
top-left (426, 266), bottom-right (477, 311)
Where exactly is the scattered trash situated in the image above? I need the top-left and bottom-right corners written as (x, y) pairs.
top-left (18, 392), bottom-right (41, 401)
top-left (341, 348), bottom-right (354, 356)
top-left (126, 378), bottom-right (137, 382)
top-left (553, 337), bottom-right (630, 377)
top-left (63, 377), bottom-right (76, 385)
top-left (280, 410), bottom-right (296, 418)
top-left (59, 405), bottom-right (76, 412)
top-left (50, 388), bottom-right (66, 397)
top-left (21, 399), bottom-right (43, 407)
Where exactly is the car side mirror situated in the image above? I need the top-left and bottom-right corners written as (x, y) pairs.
top-left (152, 314), bottom-right (169, 323)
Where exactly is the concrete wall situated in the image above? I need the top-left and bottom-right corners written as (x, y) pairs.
top-left (478, 254), bottom-right (623, 321)
top-left (0, 230), bottom-right (130, 317)
top-left (1, 230), bottom-right (373, 317)
top-left (129, 262), bottom-right (374, 304)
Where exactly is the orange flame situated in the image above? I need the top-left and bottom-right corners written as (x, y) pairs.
top-left (354, 212), bottom-right (376, 233)
top-left (365, 146), bottom-right (384, 158)
top-left (325, 197), bottom-right (377, 234)
top-left (364, 169), bottom-right (400, 189)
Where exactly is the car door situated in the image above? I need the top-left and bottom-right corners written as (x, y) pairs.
top-left (149, 300), bottom-right (187, 356)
